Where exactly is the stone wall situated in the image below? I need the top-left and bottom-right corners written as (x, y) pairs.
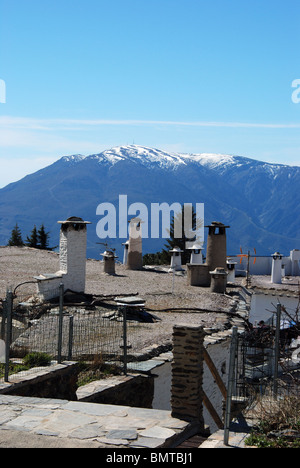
top-left (0, 362), bottom-right (78, 400)
top-left (171, 324), bottom-right (205, 432)
top-left (77, 374), bottom-right (154, 408)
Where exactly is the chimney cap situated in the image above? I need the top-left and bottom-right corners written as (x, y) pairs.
top-left (58, 216), bottom-right (91, 224)
top-left (101, 250), bottom-right (118, 258)
top-left (272, 251), bottom-right (283, 259)
top-left (209, 267), bottom-right (228, 276)
top-left (205, 221), bottom-right (230, 228)
top-left (169, 246), bottom-right (183, 253)
top-left (187, 243), bottom-right (203, 250)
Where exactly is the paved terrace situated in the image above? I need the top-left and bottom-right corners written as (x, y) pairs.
top-left (0, 394), bottom-right (194, 448)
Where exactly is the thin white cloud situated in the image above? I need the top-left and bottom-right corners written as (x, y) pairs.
top-left (1, 115), bottom-right (300, 130)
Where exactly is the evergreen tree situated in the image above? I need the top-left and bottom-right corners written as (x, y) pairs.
top-left (161, 205), bottom-right (200, 265)
top-left (37, 224), bottom-right (50, 250)
top-left (25, 225), bottom-right (38, 248)
top-left (7, 223), bottom-right (24, 247)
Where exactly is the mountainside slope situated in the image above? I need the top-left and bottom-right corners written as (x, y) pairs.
top-left (0, 145), bottom-right (299, 259)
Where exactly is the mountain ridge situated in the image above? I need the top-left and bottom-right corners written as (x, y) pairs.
top-left (59, 144), bottom-right (295, 171)
top-left (0, 144), bottom-right (299, 259)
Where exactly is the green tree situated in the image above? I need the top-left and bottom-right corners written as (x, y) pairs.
top-left (7, 223), bottom-right (24, 247)
top-left (143, 251), bottom-right (168, 266)
top-left (25, 225), bottom-right (38, 248)
top-left (161, 205), bottom-right (201, 265)
top-left (37, 224), bottom-right (50, 250)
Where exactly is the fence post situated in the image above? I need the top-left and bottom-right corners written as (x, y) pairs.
top-left (57, 283), bottom-right (64, 364)
top-left (224, 326), bottom-right (238, 446)
top-left (1, 298), bottom-right (7, 341)
top-left (273, 303), bottom-right (281, 398)
top-left (4, 290), bottom-right (13, 382)
top-left (122, 306), bottom-right (127, 375)
top-left (68, 315), bottom-right (74, 361)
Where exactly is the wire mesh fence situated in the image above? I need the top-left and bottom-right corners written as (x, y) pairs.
top-left (223, 303), bottom-right (300, 445)
top-left (225, 303), bottom-right (300, 431)
top-left (0, 286), bottom-right (137, 383)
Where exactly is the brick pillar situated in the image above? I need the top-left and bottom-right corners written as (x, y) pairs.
top-left (171, 324), bottom-right (205, 430)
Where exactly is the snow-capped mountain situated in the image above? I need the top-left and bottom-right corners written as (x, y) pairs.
top-left (72, 144), bottom-right (239, 169)
top-left (0, 144), bottom-right (299, 259)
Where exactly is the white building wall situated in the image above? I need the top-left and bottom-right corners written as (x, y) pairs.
top-left (203, 340), bottom-right (230, 433)
top-left (150, 339), bottom-right (231, 434)
top-left (231, 255), bottom-right (294, 276)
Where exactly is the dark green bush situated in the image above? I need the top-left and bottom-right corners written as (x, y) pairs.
top-left (23, 352), bottom-right (52, 368)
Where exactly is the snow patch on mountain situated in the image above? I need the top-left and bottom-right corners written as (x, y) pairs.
top-left (58, 145), bottom-right (292, 178)
top-left (61, 154), bottom-right (86, 163)
top-left (83, 144), bottom-right (240, 171)
top-left (179, 152), bottom-right (237, 169)
top-left (99, 145), bottom-right (187, 169)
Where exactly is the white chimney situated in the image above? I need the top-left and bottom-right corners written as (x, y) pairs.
top-left (187, 243), bottom-right (203, 264)
top-left (169, 246), bottom-right (184, 272)
top-left (271, 252), bottom-right (283, 284)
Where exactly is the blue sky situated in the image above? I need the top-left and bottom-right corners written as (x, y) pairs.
top-left (0, 0), bottom-right (300, 187)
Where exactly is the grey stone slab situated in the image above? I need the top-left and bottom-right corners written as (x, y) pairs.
top-left (5, 415), bottom-right (42, 430)
top-left (126, 407), bottom-right (171, 419)
top-left (139, 426), bottom-right (176, 439)
top-left (21, 408), bottom-right (52, 418)
top-left (107, 429), bottom-right (138, 440)
top-left (39, 410), bottom-right (98, 435)
top-left (0, 409), bottom-right (19, 425)
top-left (130, 437), bottom-right (165, 448)
top-left (64, 401), bottom-right (128, 417)
top-left (68, 424), bottom-right (105, 440)
top-left (127, 360), bottom-right (165, 372)
top-left (160, 419), bottom-right (189, 429)
top-left (96, 437), bottom-right (130, 446)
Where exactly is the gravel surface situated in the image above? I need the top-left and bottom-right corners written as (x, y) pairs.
top-left (0, 246), bottom-right (238, 354)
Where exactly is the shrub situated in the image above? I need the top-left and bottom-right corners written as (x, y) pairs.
top-left (23, 352), bottom-right (52, 368)
top-left (245, 395), bottom-right (300, 448)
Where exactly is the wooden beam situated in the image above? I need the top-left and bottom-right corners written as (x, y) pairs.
top-left (202, 390), bottom-right (224, 429)
top-left (203, 348), bottom-right (227, 399)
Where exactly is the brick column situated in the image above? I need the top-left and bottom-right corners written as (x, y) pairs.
top-left (171, 324), bottom-right (205, 430)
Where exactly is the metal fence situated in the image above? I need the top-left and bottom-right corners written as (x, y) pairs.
top-left (0, 286), bottom-right (139, 383)
top-left (224, 303), bottom-right (300, 444)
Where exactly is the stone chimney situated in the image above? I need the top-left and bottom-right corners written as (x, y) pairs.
top-left (101, 250), bottom-right (118, 275)
top-left (187, 221), bottom-right (230, 288)
top-left (35, 216), bottom-right (91, 300)
top-left (205, 221), bottom-right (230, 272)
top-left (127, 217), bottom-right (143, 270)
top-left (57, 216), bottom-right (91, 292)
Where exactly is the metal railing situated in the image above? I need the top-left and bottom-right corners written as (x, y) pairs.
top-left (223, 304), bottom-right (300, 445)
top-left (0, 286), bottom-right (133, 382)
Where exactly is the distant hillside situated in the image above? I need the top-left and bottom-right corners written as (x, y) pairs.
top-left (0, 145), bottom-right (299, 259)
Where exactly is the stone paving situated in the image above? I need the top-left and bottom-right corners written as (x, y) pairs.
top-left (0, 394), bottom-right (194, 448)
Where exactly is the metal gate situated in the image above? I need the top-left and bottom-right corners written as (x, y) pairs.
top-left (224, 303), bottom-right (300, 444)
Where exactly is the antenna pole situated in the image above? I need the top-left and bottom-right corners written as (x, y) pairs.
top-left (246, 251), bottom-right (250, 288)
